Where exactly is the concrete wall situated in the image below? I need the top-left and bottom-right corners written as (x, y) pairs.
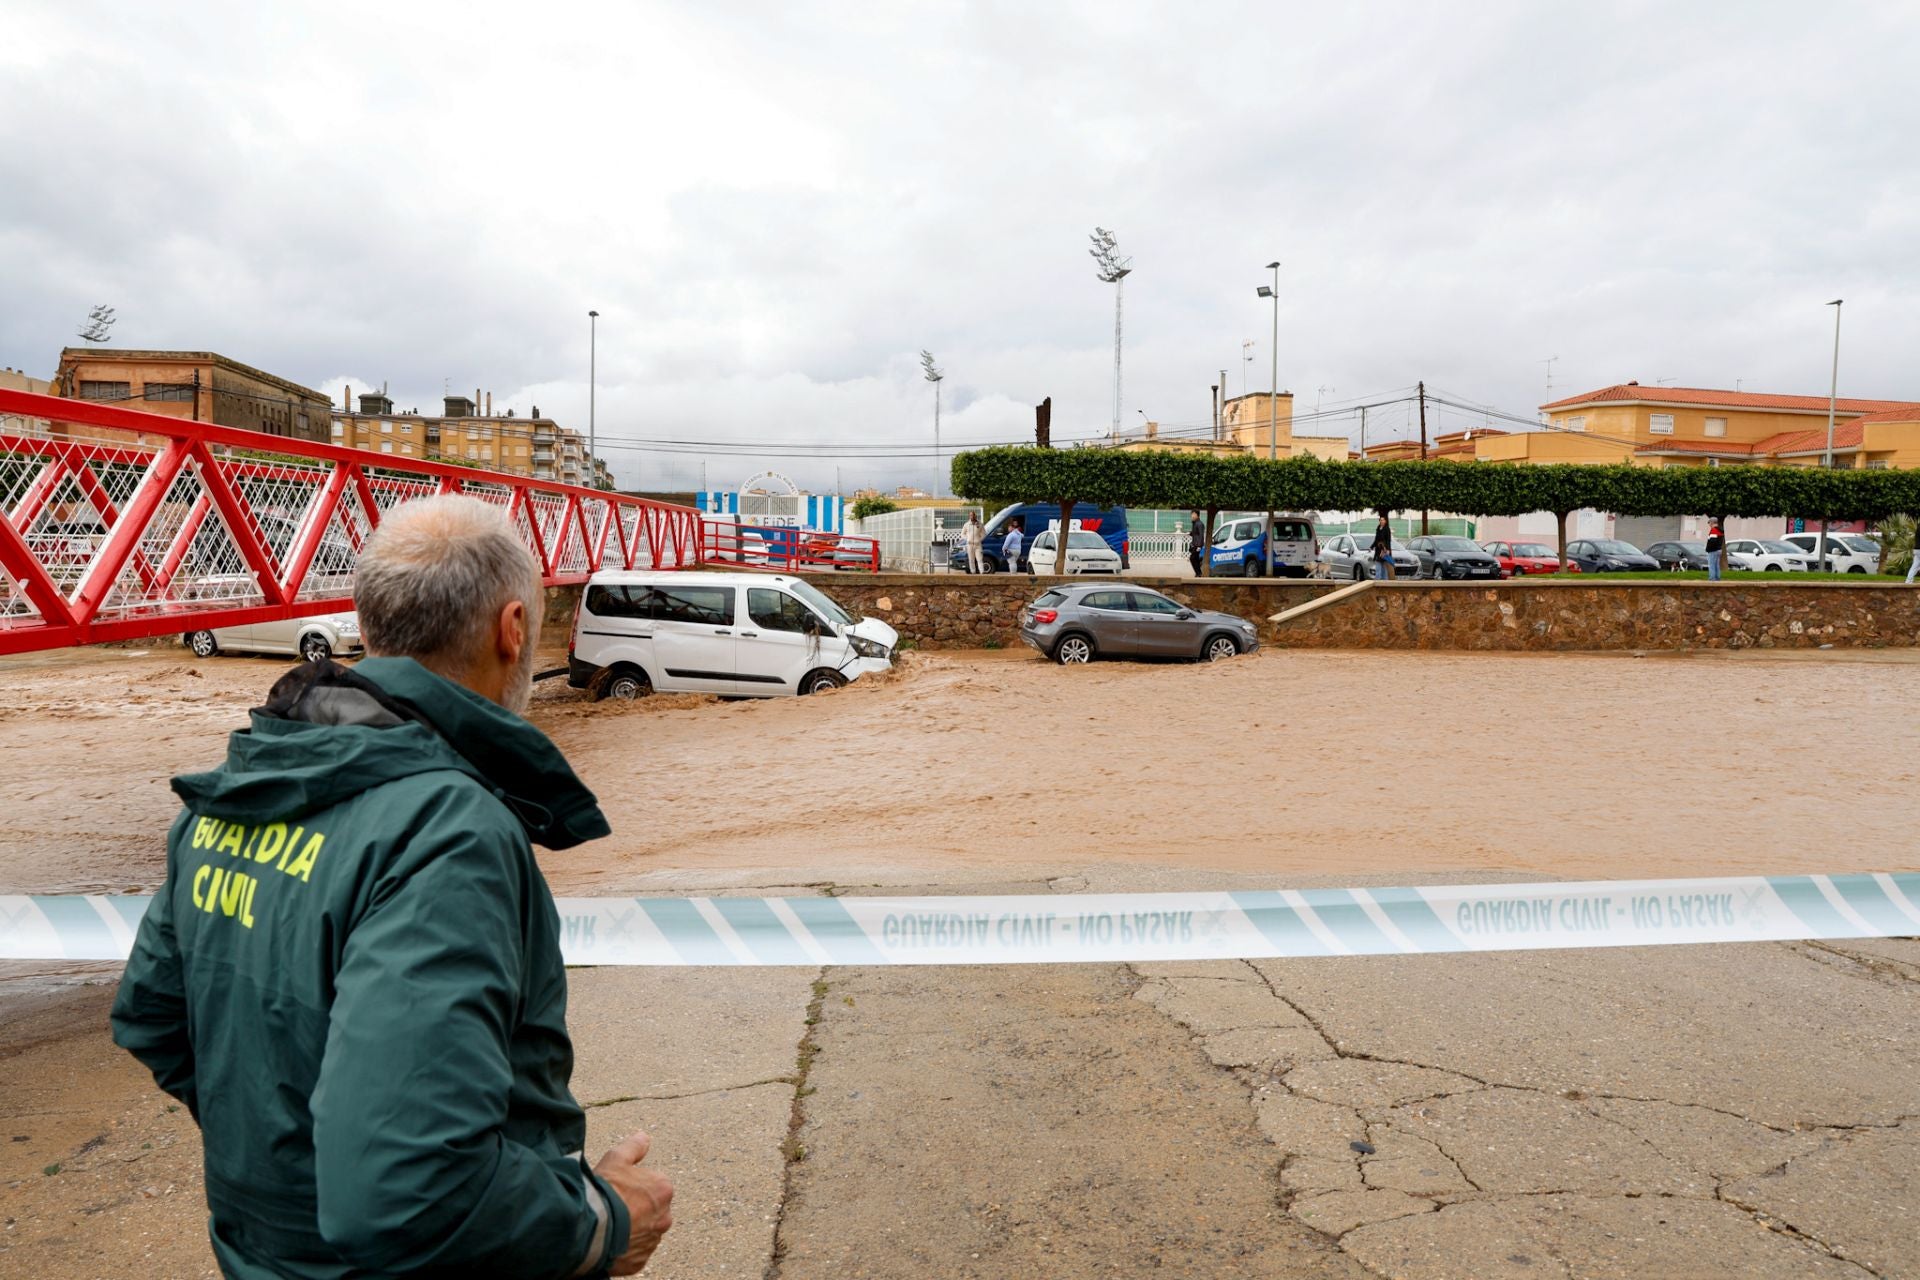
top-left (541, 575), bottom-right (1920, 653)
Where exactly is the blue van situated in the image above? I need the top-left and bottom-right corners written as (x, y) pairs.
top-left (951, 502), bottom-right (1129, 573)
top-left (1207, 513), bottom-right (1318, 577)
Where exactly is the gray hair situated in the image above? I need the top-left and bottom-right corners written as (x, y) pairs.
top-left (354, 495), bottom-right (542, 673)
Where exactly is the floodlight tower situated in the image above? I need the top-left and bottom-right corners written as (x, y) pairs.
top-left (1090, 227), bottom-right (1133, 438)
top-left (921, 350), bottom-right (944, 496)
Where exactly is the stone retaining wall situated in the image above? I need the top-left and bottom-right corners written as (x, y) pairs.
top-left (542, 575), bottom-right (1920, 652)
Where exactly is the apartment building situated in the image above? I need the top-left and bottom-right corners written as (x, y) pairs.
top-left (53, 348), bottom-right (331, 442)
top-left (330, 390), bottom-right (600, 484)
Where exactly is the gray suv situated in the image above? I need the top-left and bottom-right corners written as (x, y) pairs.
top-left (1019, 584), bottom-right (1259, 665)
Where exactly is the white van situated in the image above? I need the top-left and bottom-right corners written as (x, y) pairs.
top-left (567, 571), bottom-right (900, 700)
top-left (1778, 531), bottom-right (1881, 573)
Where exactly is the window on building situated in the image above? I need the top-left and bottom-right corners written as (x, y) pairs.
top-left (467, 448), bottom-right (479, 460)
top-left (1868, 459), bottom-right (1890, 470)
top-left (143, 382), bottom-right (195, 402)
top-left (381, 421), bottom-right (393, 433)
top-left (400, 423), bottom-right (412, 434)
top-left (1703, 416), bottom-right (1727, 437)
top-left (381, 441), bottom-right (394, 454)
top-left (1565, 415), bottom-right (1585, 432)
top-left (78, 380), bottom-right (130, 400)
top-left (1649, 414), bottom-right (1675, 435)
top-left (331, 421), bottom-right (344, 437)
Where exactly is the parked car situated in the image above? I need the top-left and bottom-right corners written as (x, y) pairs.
top-left (185, 611), bottom-right (364, 663)
top-left (1724, 538), bottom-right (1813, 572)
top-left (1317, 533), bottom-right (1422, 580)
top-left (950, 503), bottom-right (1130, 573)
top-left (1407, 535), bottom-right (1504, 580)
top-left (1779, 531), bottom-right (1881, 572)
top-left (1481, 541), bottom-right (1573, 576)
top-left (1564, 539), bottom-right (1661, 573)
top-left (1027, 527), bottom-right (1123, 574)
top-left (567, 570), bottom-right (897, 699)
top-left (1019, 583), bottom-right (1259, 665)
top-left (1206, 514), bottom-right (1318, 578)
top-left (798, 533), bottom-right (877, 571)
top-left (1646, 541), bottom-right (1752, 572)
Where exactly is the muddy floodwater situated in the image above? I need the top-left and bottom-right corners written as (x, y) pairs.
top-left (3, 644), bottom-right (1914, 898)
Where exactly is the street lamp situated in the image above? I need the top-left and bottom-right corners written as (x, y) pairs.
top-left (587, 309), bottom-right (599, 484)
top-left (1816, 299), bottom-right (1843, 569)
top-left (1255, 262), bottom-right (1280, 461)
top-left (1256, 261), bottom-right (1281, 574)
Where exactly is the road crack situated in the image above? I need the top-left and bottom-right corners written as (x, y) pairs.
top-left (763, 968), bottom-right (830, 1280)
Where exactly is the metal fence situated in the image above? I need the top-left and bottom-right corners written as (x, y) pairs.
top-left (845, 505), bottom-right (981, 571)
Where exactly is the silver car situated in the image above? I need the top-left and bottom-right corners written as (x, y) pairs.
top-left (1019, 583), bottom-right (1259, 665)
top-left (1317, 533), bottom-right (1421, 581)
top-left (185, 611), bottom-right (364, 663)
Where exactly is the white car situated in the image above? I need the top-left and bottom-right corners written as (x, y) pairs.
top-left (1723, 539), bottom-right (1813, 572)
top-left (186, 611), bottom-right (364, 663)
top-left (567, 570), bottom-right (898, 699)
top-left (1779, 532), bottom-right (1880, 573)
top-left (1026, 528), bottom-right (1122, 574)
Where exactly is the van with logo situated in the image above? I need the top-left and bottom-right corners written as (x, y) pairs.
top-left (567, 571), bottom-right (899, 699)
top-left (1207, 513), bottom-right (1317, 577)
top-left (950, 503), bottom-right (1129, 573)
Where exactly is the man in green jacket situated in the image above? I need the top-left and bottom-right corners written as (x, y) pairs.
top-left (112, 496), bottom-right (673, 1278)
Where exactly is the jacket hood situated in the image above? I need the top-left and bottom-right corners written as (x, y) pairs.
top-left (170, 658), bottom-right (610, 850)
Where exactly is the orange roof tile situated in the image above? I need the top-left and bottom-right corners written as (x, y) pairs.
top-left (1633, 439), bottom-right (1759, 456)
top-left (1846, 407), bottom-right (1920, 427)
top-left (1752, 423), bottom-right (1866, 455)
top-left (1543, 384), bottom-right (1920, 415)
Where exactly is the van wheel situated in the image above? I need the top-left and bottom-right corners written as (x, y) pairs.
top-left (602, 666), bottom-right (651, 701)
top-left (300, 635), bottom-right (333, 663)
top-left (1244, 558), bottom-right (1264, 577)
top-left (1054, 634), bottom-right (1095, 665)
top-left (802, 669), bottom-right (848, 694)
top-left (1848, 565), bottom-right (1867, 574)
top-left (1203, 633), bottom-right (1241, 662)
top-left (186, 630), bottom-right (218, 658)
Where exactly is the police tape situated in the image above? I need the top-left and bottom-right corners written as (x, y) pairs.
top-left (4, 873), bottom-right (1918, 965)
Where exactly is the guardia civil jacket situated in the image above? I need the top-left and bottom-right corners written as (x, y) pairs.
top-left (112, 658), bottom-right (627, 1280)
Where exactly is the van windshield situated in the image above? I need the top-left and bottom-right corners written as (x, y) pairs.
top-left (785, 578), bottom-right (854, 628)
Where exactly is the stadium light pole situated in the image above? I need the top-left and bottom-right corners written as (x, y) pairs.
top-left (1090, 227), bottom-right (1133, 438)
top-left (1816, 299), bottom-right (1843, 569)
top-left (921, 350), bottom-right (944, 497)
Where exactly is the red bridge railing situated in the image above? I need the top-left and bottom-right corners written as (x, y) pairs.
top-left (698, 522), bottom-right (881, 573)
top-left (0, 388), bottom-right (702, 655)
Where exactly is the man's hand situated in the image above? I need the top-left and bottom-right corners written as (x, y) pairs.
top-left (596, 1131), bottom-right (674, 1276)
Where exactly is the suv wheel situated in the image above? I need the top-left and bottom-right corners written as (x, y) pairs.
top-left (1204, 634), bottom-right (1240, 662)
top-left (186, 630), bottom-right (218, 658)
top-left (300, 634), bottom-right (333, 663)
top-left (1054, 634), bottom-right (1095, 665)
top-left (602, 667), bottom-right (650, 701)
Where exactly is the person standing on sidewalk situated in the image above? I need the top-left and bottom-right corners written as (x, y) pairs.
top-left (1187, 511), bottom-right (1206, 577)
top-left (1002, 519), bottom-right (1025, 575)
top-left (1706, 521), bottom-right (1725, 581)
top-left (1370, 514), bottom-right (1395, 581)
top-left (112, 496), bottom-right (674, 1280)
top-left (963, 511), bottom-right (984, 574)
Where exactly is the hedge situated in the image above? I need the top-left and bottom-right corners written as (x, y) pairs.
top-left (949, 447), bottom-right (1920, 523)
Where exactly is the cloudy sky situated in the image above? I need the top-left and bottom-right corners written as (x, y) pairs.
top-left (4, 1), bottom-right (1916, 492)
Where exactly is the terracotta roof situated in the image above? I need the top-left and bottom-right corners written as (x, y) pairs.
top-left (1543, 384), bottom-right (1920, 415)
top-left (1752, 423), bottom-right (1866, 455)
top-left (1845, 407), bottom-right (1920, 427)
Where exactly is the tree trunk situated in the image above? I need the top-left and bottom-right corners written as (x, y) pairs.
top-left (1555, 510), bottom-right (1570, 573)
top-left (1053, 497), bottom-right (1073, 576)
top-left (1263, 511), bottom-right (1274, 577)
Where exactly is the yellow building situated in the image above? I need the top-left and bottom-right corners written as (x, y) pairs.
top-left (1487, 383), bottom-right (1920, 468)
top-left (330, 390), bottom-right (597, 483)
top-left (1221, 391), bottom-right (1294, 455)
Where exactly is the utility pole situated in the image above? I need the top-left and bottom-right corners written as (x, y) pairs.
top-left (1210, 385), bottom-right (1219, 439)
top-left (1817, 300), bottom-right (1843, 569)
top-left (1218, 369), bottom-right (1228, 440)
top-left (1418, 380), bottom-right (1430, 534)
top-left (1359, 405), bottom-right (1367, 457)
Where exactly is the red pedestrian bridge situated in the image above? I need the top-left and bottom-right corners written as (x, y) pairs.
top-left (0, 388), bottom-right (709, 656)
